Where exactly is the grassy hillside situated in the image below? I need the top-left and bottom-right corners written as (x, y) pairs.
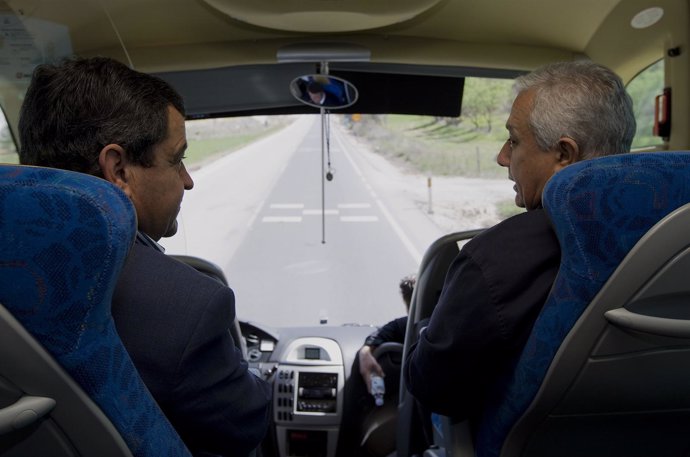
top-left (345, 114), bottom-right (507, 178)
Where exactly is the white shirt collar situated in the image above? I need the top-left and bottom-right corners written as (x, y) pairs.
top-left (136, 231), bottom-right (166, 253)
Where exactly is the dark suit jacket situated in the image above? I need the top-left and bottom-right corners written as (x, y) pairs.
top-left (112, 238), bottom-right (271, 456)
top-left (404, 208), bottom-right (560, 421)
top-left (364, 316), bottom-right (407, 347)
top-left (322, 90), bottom-right (345, 106)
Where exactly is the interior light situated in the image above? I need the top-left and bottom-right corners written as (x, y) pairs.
top-left (631, 7), bottom-right (664, 29)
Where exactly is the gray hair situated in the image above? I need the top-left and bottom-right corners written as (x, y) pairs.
top-left (514, 60), bottom-right (636, 159)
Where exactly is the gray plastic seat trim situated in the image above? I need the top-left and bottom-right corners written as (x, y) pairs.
top-left (605, 308), bottom-right (690, 338)
top-left (0, 395), bottom-right (56, 434)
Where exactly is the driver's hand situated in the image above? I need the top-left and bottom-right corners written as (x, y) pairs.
top-left (358, 345), bottom-right (385, 393)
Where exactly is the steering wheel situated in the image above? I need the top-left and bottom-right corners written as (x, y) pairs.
top-left (372, 342), bottom-right (403, 394)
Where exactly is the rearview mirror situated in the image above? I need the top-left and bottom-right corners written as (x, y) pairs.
top-left (290, 75), bottom-right (358, 109)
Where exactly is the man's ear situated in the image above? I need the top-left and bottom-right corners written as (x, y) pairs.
top-left (556, 136), bottom-right (581, 167)
top-left (98, 144), bottom-right (132, 196)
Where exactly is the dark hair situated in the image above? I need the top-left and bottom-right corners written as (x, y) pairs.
top-left (18, 56), bottom-right (185, 176)
top-left (399, 275), bottom-right (416, 308)
top-left (307, 81), bottom-right (324, 94)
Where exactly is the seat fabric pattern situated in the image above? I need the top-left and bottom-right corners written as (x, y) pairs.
top-left (475, 152), bottom-right (690, 457)
top-left (0, 165), bottom-right (190, 456)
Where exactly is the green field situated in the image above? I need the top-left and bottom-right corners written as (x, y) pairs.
top-left (185, 124), bottom-right (287, 167)
top-left (346, 114), bottom-right (507, 178)
top-left (0, 117), bottom-right (291, 167)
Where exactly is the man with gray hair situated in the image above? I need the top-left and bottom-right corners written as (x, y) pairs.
top-left (404, 60), bottom-right (635, 421)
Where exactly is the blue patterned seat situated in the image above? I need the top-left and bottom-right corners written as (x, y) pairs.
top-left (0, 165), bottom-right (190, 456)
top-left (473, 152), bottom-right (690, 456)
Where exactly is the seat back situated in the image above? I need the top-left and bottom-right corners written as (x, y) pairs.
top-left (0, 165), bottom-right (190, 456)
top-left (475, 152), bottom-right (690, 456)
top-left (169, 254), bottom-right (248, 359)
top-left (397, 229), bottom-right (483, 457)
top-left (406, 229), bottom-right (484, 331)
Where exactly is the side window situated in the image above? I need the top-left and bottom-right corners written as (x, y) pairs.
top-left (627, 59), bottom-right (664, 149)
top-left (0, 107), bottom-right (17, 164)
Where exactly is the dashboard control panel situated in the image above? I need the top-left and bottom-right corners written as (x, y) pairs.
top-left (297, 371), bottom-right (337, 413)
top-left (272, 337), bottom-right (345, 457)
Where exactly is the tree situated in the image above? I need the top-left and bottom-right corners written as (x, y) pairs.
top-left (460, 77), bottom-right (513, 133)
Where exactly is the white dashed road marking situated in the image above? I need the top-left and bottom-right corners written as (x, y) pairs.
top-left (262, 202), bottom-right (377, 223)
top-left (303, 209), bottom-right (340, 215)
top-left (262, 216), bottom-right (302, 223)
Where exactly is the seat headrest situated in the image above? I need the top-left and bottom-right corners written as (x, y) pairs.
top-left (545, 152), bottom-right (690, 284)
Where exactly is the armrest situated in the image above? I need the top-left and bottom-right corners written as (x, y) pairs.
top-left (605, 308), bottom-right (690, 338)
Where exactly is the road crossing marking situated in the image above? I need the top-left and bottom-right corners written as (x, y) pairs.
top-left (262, 216), bottom-right (302, 223)
top-left (261, 202), bottom-right (379, 224)
top-left (303, 209), bottom-right (339, 215)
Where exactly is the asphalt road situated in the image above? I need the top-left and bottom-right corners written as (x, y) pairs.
top-left (162, 115), bottom-right (431, 327)
top-left (163, 114), bottom-right (514, 327)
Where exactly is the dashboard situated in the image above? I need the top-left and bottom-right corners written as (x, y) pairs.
top-left (240, 321), bottom-right (375, 457)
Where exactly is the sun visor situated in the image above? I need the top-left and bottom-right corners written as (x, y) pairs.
top-left (157, 63), bottom-right (464, 119)
top-left (330, 70), bottom-right (463, 117)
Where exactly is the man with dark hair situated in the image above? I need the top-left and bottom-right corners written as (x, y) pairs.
top-left (306, 80), bottom-right (345, 106)
top-left (404, 60), bottom-right (636, 422)
top-left (19, 56), bottom-right (271, 457)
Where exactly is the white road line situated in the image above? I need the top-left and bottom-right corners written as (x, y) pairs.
top-left (338, 203), bottom-right (371, 209)
top-left (303, 209), bottom-right (339, 215)
top-left (270, 203), bottom-right (305, 209)
top-left (262, 216), bottom-right (302, 223)
top-left (340, 216), bottom-right (379, 222)
top-left (334, 130), bottom-right (423, 264)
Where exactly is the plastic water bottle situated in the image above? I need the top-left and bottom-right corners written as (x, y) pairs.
top-left (371, 375), bottom-right (385, 406)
